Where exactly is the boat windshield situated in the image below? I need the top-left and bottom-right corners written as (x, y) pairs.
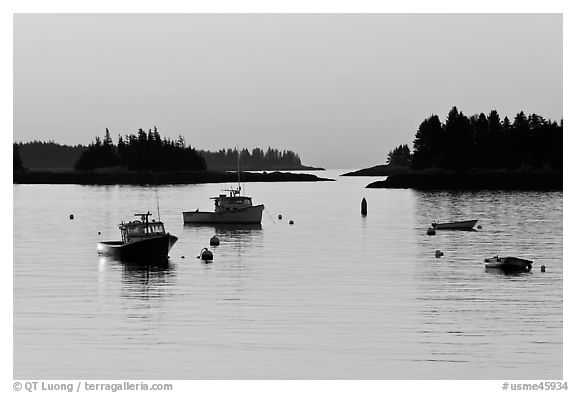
top-left (122, 222), bottom-right (165, 235)
top-left (216, 196), bottom-right (252, 209)
top-left (125, 226), bottom-right (145, 235)
top-left (148, 223), bottom-right (165, 234)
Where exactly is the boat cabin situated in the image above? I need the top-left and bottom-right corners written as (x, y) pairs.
top-left (211, 187), bottom-right (254, 213)
top-left (119, 212), bottom-right (166, 243)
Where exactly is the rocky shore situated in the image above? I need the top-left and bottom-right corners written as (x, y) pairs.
top-left (366, 170), bottom-right (562, 190)
top-left (341, 164), bottom-right (411, 177)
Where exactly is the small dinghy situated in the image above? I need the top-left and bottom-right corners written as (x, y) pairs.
top-left (484, 255), bottom-right (533, 271)
top-left (432, 219), bottom-right (478, 230)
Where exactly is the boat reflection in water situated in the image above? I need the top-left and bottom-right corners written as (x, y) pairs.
top-left (484, 267), bottom-right (533, 277)
top-left (182, 223), bottom-right (263, 255)
top-left (98, 255), bottom-right (174, 300)
top-left (183, 223), bottom-right (262, 237)
top-left (212, 223), bottom-right (263, 235)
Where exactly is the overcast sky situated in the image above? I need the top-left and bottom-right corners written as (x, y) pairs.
top-left (13, 13), bottom-right (562, 169)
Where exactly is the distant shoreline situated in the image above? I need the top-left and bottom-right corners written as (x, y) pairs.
top-left (210, 164), bottom-right (325, 171)
top-left (15, 140), bottom-right (325, 172)
top-left (341, 164), bottom-right (411, 177)
top-left (365, 170), bottom-right (562, 191)
top-left (13, 169), bottom-right (334, 185)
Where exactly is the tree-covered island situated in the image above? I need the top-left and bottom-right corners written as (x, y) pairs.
top-left (13, 127), bottom-right (329, 185)
top-left (345, 107), bottom-right (562, 190)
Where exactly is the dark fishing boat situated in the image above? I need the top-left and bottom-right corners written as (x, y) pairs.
top-left (97, 212), bottom-right (178, 258)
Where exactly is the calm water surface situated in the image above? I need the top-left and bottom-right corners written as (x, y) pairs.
top-left (13, 170), bottom-right (563, 379)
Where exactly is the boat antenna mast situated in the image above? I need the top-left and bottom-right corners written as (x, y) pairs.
top-left (236, 144), bottom-right (244, 195)
top-left (237, 145), bottom-right (241, 191)
top-left (155, 174), bottom-right (161, 221)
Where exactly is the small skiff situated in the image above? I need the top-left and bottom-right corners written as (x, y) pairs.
top-left (432, 219), bottom-right (478, 230)
top-left (484, 255), bottom-right (533, 271)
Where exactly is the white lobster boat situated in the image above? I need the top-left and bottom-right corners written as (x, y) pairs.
top-left (183, 151), bottom-right (265, 224)
top-left (183, 187), bottom-right (264, 224)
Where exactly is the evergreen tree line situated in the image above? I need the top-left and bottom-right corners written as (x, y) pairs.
top-left (200, 147), bottom-right (303, 170)
top-left (13, 143), bottom-right (23, 170)
top-left (386, 144), bottom-right (411, 166)
top-left (75, 127), bottom-right (207, 171)
top-left (16, 141), bottom-right (87, 169)
top-left (15, 136), bottom-right (308, 171)
top-left (391, 107), bottom-right (562, 171)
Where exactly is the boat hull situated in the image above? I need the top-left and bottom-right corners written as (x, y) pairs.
top-left (97, 234), bottom-right (178, 258)
top-left (183, 204), bottom-right (264, 224)
top-left (484, 256), bottom-right (533, 271)
top-left (433, 220), bottom-right (478, 230)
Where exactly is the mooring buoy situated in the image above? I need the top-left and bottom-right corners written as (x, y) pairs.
top-left (289, 220), bottom-right (294, 225)
top-left (541, 265), bottom-right (546, 272)
top-left (198, 247), bottom-right (213, 262)
top-left (210, 235), bottom-right (220, 246)
top-left (278, 214), bottom-right (283, 220)
top-left (361, 198), bottom-right (367, 216)
top-left (69, 214), bottom-right (74, 220)
top-left (98, 231), bottom-right (101, 235)
top-left (435, 250), bottom-right (444, 258)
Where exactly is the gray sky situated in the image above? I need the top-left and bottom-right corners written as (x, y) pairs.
top-left (13, 14), bottom-right (562, 169)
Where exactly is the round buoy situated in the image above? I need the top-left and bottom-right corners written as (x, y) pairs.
top-left (477, 225), bottom-right (482, 229)
top-left (426, 227), bottom-right (436, 236)
top-left (278, 214), bottom-right (283, 220)
top-left (98, 231), bottom-right (101, 235)
top-left (289, 220), bottom-right (294, 225)
top-left (199, 247), bottom-right (213, 262)
top-left (69, 214), bottom-right (74, 220)
top-left (210, 235), bottom-right (220, 246)
top-left (435, 250), bottom-right (444, 258)
top-left (541, 265), bottom-right (546, 272)
top-left (181, 255), bottom-right (185, 259)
